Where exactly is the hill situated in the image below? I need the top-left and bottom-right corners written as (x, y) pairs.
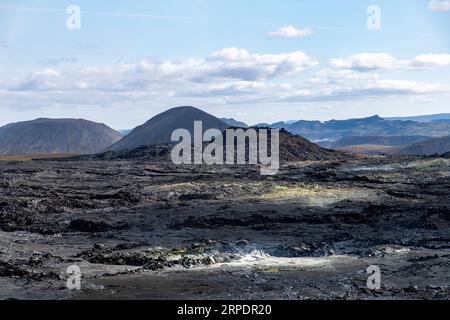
top-left (106, 106), bottom-right (229, 151)
top-left (275, 129), bottom-right (349, 162)
top-left (72, 128), bottom-right (349, 163)
top-left (0, 118), bottom-right (121, 155)
top-left (388, 136), bottom-right (450, 156)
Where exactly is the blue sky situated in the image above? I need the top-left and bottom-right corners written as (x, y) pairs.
top-left (0, 0), bottom-right (449, 129)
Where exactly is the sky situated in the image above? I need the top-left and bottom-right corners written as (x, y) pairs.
top-left (0, 0), bottom-right (449, 129)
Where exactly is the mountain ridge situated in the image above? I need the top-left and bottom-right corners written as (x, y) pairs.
top-left (385, 113), bottom-right (450, 123)
top-left (387, 135), bottom-right (450, 156)
top-left (255, 115), bottom-right (450, 141)
top-left (71, 127), bottom-right (350, 163)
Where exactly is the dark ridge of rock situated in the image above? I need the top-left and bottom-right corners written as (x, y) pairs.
top-left (68, 144), bottom-right (174, 162)
top-left (69, 128), bottom-right (350, 163)
top-left (268, 243), bottom-right (329, 257)
top-left (275, 128), bottom-right (349, 161)
top-left (76, 245), bottom-right (222, 270)
top-left (105, 106), bottom-right (229, 152)
top-left (169, 214), bottom-right (302, 230)
top-left (0, 210), bottom-right (33, 232)
top-left (68, 219), bottom-right (127, 233)
top-left (0, 260), bottom-right (32, 277)
top-left (0, 118), bottom-right (122, 155)
top-left (222, 127), bottom-right (350, 162)
top-left (0, 201), bottom-right (34, 232)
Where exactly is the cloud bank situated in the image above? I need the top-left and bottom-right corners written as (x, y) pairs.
top-left (330, 53), bottom-right (450, 71)
top-left (268, 26), bottom-right (314, 38)
top-left (1, 49), bottom-right (449, 112)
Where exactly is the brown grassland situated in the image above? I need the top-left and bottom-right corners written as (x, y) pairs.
top-left (0, 153), bottom-right (77, 161)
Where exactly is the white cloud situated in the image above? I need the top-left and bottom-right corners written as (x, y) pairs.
top-left (187, 81), bottom-right (293, 98)
top-left (308, 69), bottom-right (380, 84)
top-left (330, 53), bottom-right (402, 71)
top-left (204, 47), bottom-right (318, 80)
top-left (1, 48), bottom-right (449, 110)
top-left (429, 0), bottom-right (450, 11)
top-left (330, 53), bottom-right (450, 71)
top-left (10, 48), bottom-right (318, 93)
top-left (412, 54), bottom-right (450, 67)
top-left (1, 48), bottom-right (319, 109)
top-left (371, 79), bottom-right (445, 94)
top-left (283, 79), bottom-right (447, 103)
top-left (13, 69), bottom-right (62, 91)
top-left (268, 26), bottom-right (313, 38)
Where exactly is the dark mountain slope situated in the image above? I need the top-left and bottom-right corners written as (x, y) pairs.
top-left (388, 136), bottom-right (450, 156)
top-left (106, 106), bottom-right (229, 151)
top-left (72, 128), bottom-right (349, 163)
top-left (0, 118), bottom-right (121, 155)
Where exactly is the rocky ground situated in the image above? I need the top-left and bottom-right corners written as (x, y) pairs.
top-left (0, 156), bottom-right (449, 299)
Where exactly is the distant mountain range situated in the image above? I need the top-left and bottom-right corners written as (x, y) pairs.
top-left (255, 115), bottom-right (450, 141)
top-left (385, 113), bottom-right (450, 123)
top-left (72, 127), bottom-right (348, 163)
top-left (248, 113), bottom-right (450, 156)
top-left (317, 133), bottom-right (450, 156)
top-left (386, 136), bottom-right (450, 156)
top-left (106, 106), bottom-right (229, 151)
top-left (2, 110), bottom-right (450, 157)
top-left (73, 107), bottom-right (347, 162)
top-left (0, 118), bottom-right (121, 155)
